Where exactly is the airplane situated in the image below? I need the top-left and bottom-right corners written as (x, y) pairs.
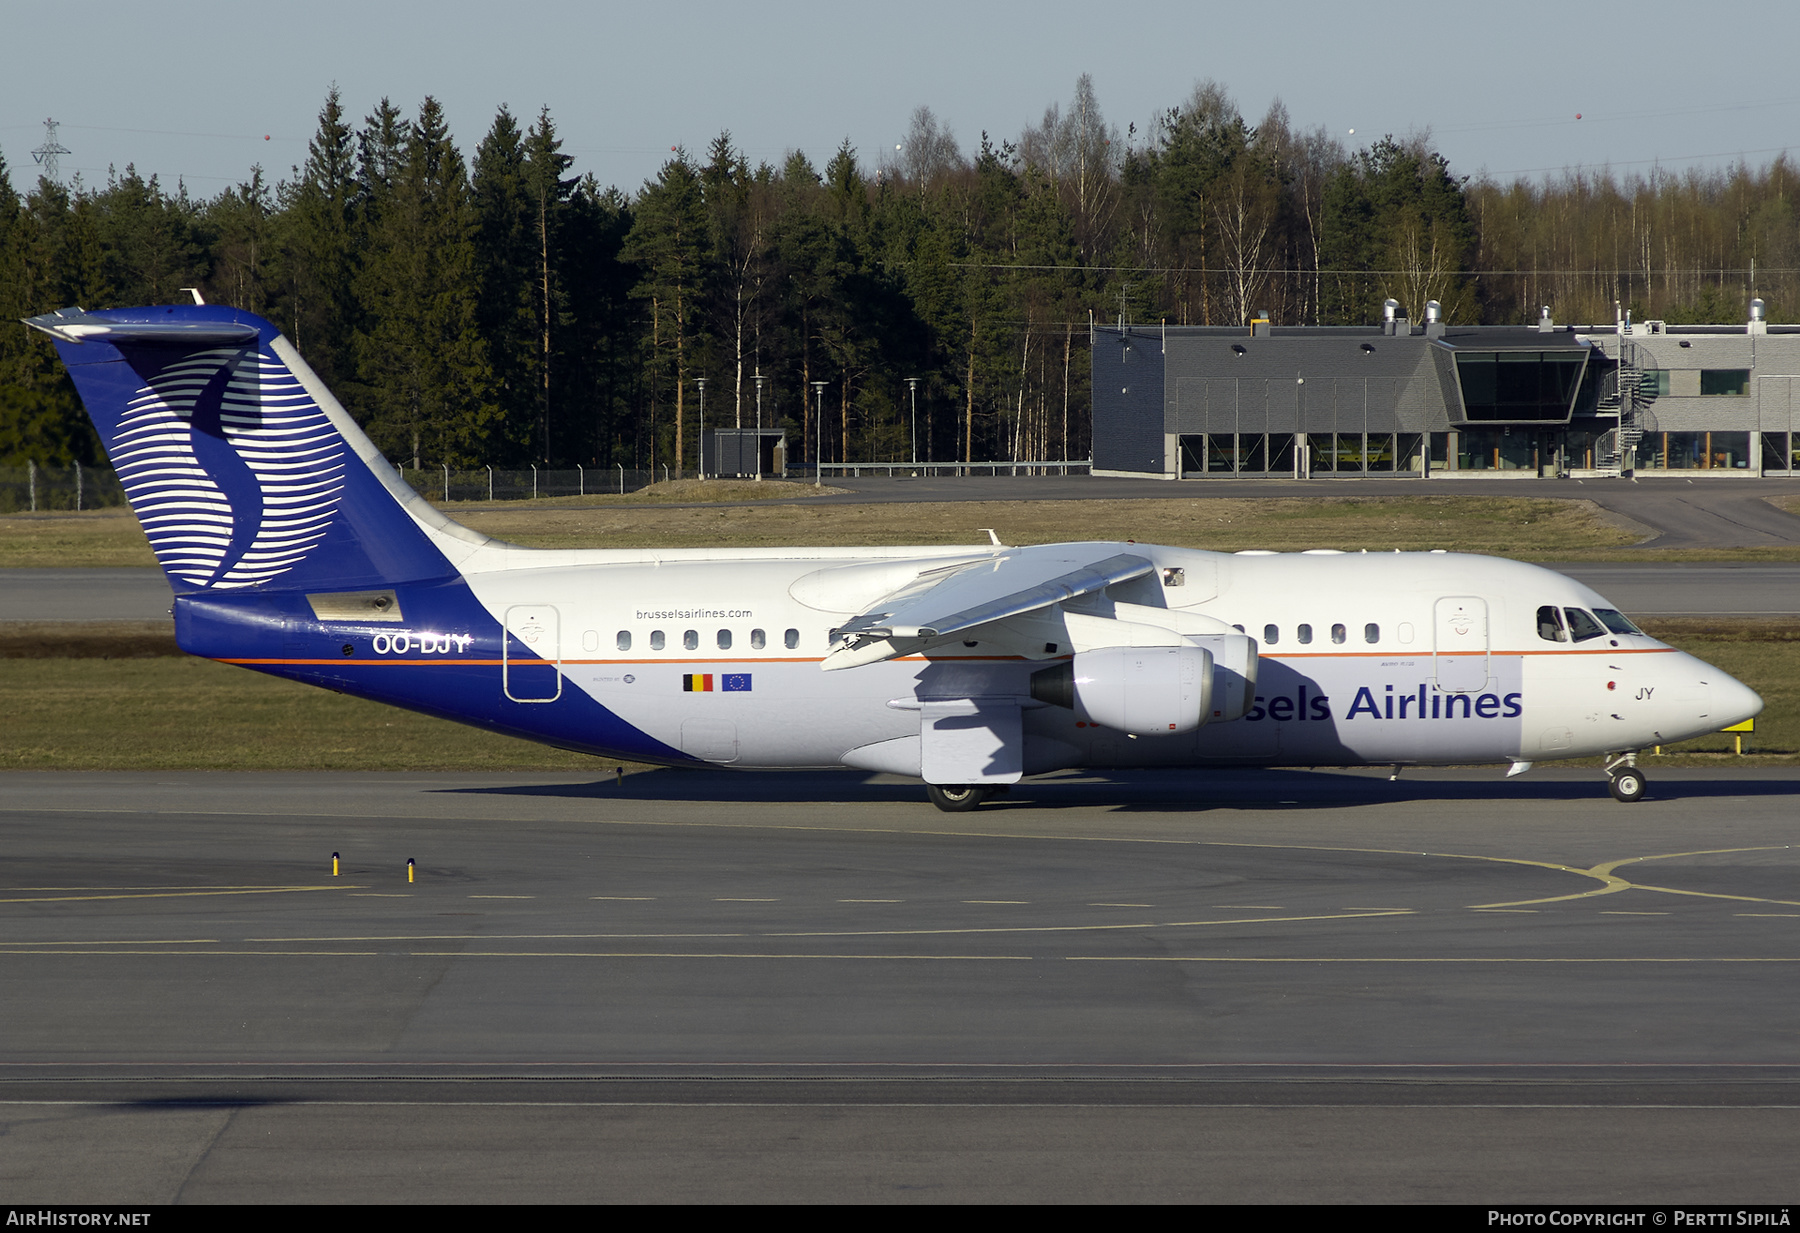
top-left (25, 303), bottom-right (1763, 810)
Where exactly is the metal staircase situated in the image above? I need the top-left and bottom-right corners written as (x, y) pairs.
top-left (1595, 342), bottom-right (1653, 472)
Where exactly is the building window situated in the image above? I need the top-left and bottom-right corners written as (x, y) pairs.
top-left (1454, 351), bottom-right (1584, 421)
top-left (1700, 369), bottom-right (1750, 396)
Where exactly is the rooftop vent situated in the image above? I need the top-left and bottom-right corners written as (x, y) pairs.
top-left (1382, 298), bottom-right (1404, 336)
top-left (1750, 296), bottom-right (1768, 335)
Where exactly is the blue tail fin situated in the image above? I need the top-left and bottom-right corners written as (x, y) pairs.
top-left (25, 305), bottom-right (477, 593)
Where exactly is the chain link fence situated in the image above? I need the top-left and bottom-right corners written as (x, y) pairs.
top-left (3, 459), bottom-right (1093, 513)
top-left (0, 463), bottom-right (127, 513)
top-left (398, 466), bottom-right (696, 501)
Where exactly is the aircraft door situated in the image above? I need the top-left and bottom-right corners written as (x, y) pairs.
top-left (503, 604), bottom-right (562, 702)
top-left (1434, 596), bottom-right (1488, 694)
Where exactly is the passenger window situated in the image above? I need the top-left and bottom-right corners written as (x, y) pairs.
top-left (751, 629), bottom-right (766, 650)
top-left (1296, 624), bottom-right (1313, 645)
top-left (1331, 624), bottom-right (1347, 645)
top-left (1564, 608), bottom-right (1606, 642)
top-left (717, 629), bottom-right (732, 650)
top-left (582, 630), bottom-right (599, 652)
top-left (1593, 608), bottom-right (1641, 636)
top-left (1537, 606), bottom-right (1567, 642)
top-left (1263, 624), bottom-right (1278, 645)
top-left (1364, 623), bottom-right (1380, 644)
top-left (650, 630), bottom-right (665, 651)
top-left (683, 629), bottom-right (699, 650)
top-left (784, 628), bottom-right (799, 649)
top-left (1232, 624), bottom-right (1245, 634)
top-left (616, 630), bottom-right (632, 652)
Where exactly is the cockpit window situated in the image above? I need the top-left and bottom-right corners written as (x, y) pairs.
top-left (1536, 605), bottom-right (1567, 643)
top-left (1592, 608), bottom-right (1641, 636)
top-left (1564, 608), bottom-right (1607, 642)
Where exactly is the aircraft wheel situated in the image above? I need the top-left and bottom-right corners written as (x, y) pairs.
top-left (926, 783), bottom-right (987, 812)
top-left (1608, 768), bottom-right (1647, 803)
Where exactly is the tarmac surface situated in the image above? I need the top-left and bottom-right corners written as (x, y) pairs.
top-left (4, 477), bottom-right (1798, 1202)
top-left (816, 474), bottom-right (1800, 551)
top-left (4, 767), bottom-right (1799, 1202)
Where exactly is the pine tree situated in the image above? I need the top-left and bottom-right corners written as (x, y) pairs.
top-left (278, 87), bottom-right (360, 388)
top-left (472, 105), bottom-right (536, 459)
top-left (204, 166), bottom-right (275, 315)
top-left (523, 108), bottom-right (576, 461)
top-left (352, 98), bottom-right (496, 467)
top-left (622, 151), bottom-right (710, 474)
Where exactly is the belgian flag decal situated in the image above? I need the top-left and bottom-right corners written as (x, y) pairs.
top-left (683, 673), bottom-right (751, 692)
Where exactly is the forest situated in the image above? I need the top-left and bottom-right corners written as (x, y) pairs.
top-left (3, 77), bottom-right (1797, 473)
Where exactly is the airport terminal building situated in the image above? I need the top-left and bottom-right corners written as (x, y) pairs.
top-left (1092, 300), bottom-right (1800, 479)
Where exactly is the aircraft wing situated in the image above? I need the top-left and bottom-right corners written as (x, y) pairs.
top-left (822, 544), bottom-right (1155, 670)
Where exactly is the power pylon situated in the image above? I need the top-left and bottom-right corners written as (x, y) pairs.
top-left (31, 118), bottom-right (71, 182)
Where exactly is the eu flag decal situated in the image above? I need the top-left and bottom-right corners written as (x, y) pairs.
top-left (722, 674), bottom-right (752, 692)
top-left (682, 673), bottom-right (713, 692)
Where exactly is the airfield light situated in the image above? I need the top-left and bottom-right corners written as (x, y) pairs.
top-left (907, 377), bottom-right (919, 468)
top-left (813, 381), bottom-right (827, 487)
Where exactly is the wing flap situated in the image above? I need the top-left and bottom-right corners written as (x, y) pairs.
top-left (823, 545), bottom-right (1156, 670)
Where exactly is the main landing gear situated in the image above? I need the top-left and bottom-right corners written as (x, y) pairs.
top-left (925, 783), bottom-right (999, 812)
top-left (1605, 753), bottom-right (1647, 803)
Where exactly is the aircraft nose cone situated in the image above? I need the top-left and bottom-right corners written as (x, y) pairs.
top-left (1713, 672), bottom-right (1764, 728)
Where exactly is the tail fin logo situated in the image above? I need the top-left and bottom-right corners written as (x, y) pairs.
top-left (115, 345), bottom-right (346, 589)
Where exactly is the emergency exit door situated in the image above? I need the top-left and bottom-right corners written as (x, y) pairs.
top-left (1434, 597), bottom-right (1489, 694)
top-left (503, 604), bottom-right (562, 702)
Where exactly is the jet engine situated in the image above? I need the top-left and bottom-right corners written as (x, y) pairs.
top-left (1030, 634), bottom-right (1259, 735)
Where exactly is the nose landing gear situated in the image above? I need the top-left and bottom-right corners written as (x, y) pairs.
top-left (1605, 753), bottom-right (1647, 803)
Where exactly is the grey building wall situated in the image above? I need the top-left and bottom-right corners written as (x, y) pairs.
top-left (1585, 325), bottom-right (1800, 435)
top-left (1092, 326), bottom-right (1169, 475)
top-left (1095, 317), bottom-right (1800, 478)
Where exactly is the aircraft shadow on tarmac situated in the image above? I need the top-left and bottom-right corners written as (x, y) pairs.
top-left (439, 766), bottom-right (1800, 809)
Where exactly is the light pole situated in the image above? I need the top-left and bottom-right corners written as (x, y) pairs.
top-left (754, 371), bottom-right (766, 482)
top-left (812, 381), bottom-right (827, 488)
top-left (695, 377), bottom-right (706, 480)
top-left (906, 377), bottom-right (919, 469)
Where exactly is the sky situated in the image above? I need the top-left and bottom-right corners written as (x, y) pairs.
top-left (4, 0), bottom-right (1799, 199)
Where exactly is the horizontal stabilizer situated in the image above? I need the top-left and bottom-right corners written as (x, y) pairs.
top-left (25, 308), bottom-right (258, 349)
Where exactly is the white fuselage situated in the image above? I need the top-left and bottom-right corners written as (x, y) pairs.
top-left (449, 545), bottom-right (1756, 773)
